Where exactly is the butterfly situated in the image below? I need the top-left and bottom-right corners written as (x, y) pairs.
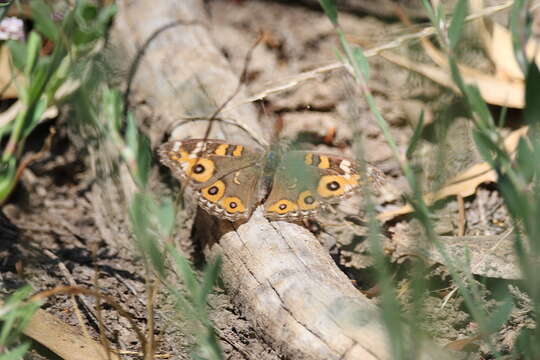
top-left (158, 139), bottom-right (383, 222)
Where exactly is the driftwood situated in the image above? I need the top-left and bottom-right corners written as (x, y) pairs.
top-left (112, 1), bottom-right (452, 359)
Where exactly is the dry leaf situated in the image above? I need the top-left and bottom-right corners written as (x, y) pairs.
top-left (380, 1), bottom-right (536, 109)
top-left (0, 299), bottom-right (120, 360)
top-left (0, 45), bottom-right (20, 99)
top-left (488, 22), bottom-right (540, 81)
top-left (378, 126), bottom-right (528, 221)
top-left (444, 336), bottom-right (480, 351)
top-left (380, 50), bottom-right (524, 108)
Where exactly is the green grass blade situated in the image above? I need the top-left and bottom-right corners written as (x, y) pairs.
top-left (485, 297), bottom-right (514, 334)
top-left (406, 110), bottom-right (424, 160)
top-left (23, 31), bottom-right (42, 77)
top-left (318, 0), bottom-right (338, 25)
top-left (157, 198), bottom-right (175, 237)
top-left (129, 193), bottom-right (165, 277)
top-left (167, 244), bottom-right (198, 298)
top-left (195, 257), bottom-right (222, 307)
top-left (509, 0), bottom-right (528, 74)
top-left (448, 0), bottom-right (468, 51)
top-left (0, 342), bottom-right (32, 360)
top-left (30, 0), bottom-right (59, 43)
top-left (6, 39), bottom-right (27, 73)
top-left (352, 47), bottom-right (369, 79)
top-left (524, 61), bottom-right (540, 125)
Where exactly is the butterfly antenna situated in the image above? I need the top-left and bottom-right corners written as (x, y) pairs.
top-left (199, 33), bottom-right (263, 145)
top-left (167, 117), bottom-right (266, 147)
top-left (123, 19), bottom-right (196, 118)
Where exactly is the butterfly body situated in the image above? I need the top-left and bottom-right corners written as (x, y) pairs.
top-left (159, 139), bottom-right (380, 222)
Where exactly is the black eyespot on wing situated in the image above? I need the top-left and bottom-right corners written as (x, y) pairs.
top-left (327, 181), bottom-right (340, 191)
top-left (193, 164), bottom-right (205, 174)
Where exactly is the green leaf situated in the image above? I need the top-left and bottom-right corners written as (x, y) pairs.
top-left (352, 47), bottom-right (369, 79)
top-left (509, 0), bottom-right (527, 75)
top-left (167, 244), bottom-right (198, 298)
top-left (449, 57), bottom-right (467, 95)
top-left (420, 0), bottom-right (436, 24)
top-left (473, 130), bottom-right (509, 170)
top-left (31, 0), bottom-right (59, 43)
top-left (157, 197), bottom-right (175, 237)
top-left (0, 286), bottom-right (38, 347)
top-left (463, 84), bottom-right (493, 129)
top-left (485, 297), bottom-right (513, 333)
top-left (198, 326), bottom-right (223, 360)
top-left (104, 89), bottom-right (123, 134)
top-left (195, 257), bottom-right (221, 307)
top-left (498, 173), bottom-right (527, 222)
top-left (0, 156), bottom-right (17, 203)
top-left (318, 0), bottom-right (338, 26)
top-left (21, 96), bottom-right (47, 138)
top-left (126, 114), bottom-right (150, 188)
top-left (26, 60), bottom-right (50, 104)
top-left (524, 60), bottom-right (540, 125)
top-left (73, 1), bottom-right (101, 45)
top-left (97, 4), bottom-right (118, 29)
top-left (129, 193), bottom-right (165, 277)
top-left (406, 110), bottom-right (424, 160)
top-left (135, 134), bottom-right (151, 188)
top-left (6, 40), bottom-right (27, 72)
top-left (448, 0), bottom-right (468, 51)
top-left (24, 31), bottom-right (42, 77)
top-left (515, 137), bottom-right (535, 181)
top-left (70, 1), bottom-right (116, 45)
top-left (191, 353), bottom-right (206, 360)
top-left (515, 327), bottom-right (540, 358)
top-left (75, 0), bottom-right (98, 24)
top-left (0, 342), bottom-right (32, 360)
top-left (0, 0), bottom-right (13, 8)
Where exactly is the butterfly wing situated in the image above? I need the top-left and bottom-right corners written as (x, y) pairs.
top-left (263, 151), bottom-right (383, 220)
top-left (263, 151), bottom-right (322, 220)
top-left (158, 139), bottom-right (263, 221)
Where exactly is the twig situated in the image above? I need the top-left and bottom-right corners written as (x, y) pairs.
top-left (457, 195), bottom-right (466, 236)
top-left (42, 250), bottom-right (95, 341)
top-left (92, 244), bottom-right (114, 360)
top-left (144, 278), bottom-right (156, 360)
top-left (30, 285), bottom-right (147, 353)
top-left (123, 20), bottom-right (200, 117)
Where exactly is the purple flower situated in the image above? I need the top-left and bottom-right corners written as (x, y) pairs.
top-left (0, 17), bottom-right (24, 41)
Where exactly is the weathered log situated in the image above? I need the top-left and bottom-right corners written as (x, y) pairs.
top-left (111, 1), bottom-right (452, 359)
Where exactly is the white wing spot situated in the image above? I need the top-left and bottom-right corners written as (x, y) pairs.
top-left (191, 142), bottom-right (205, 157)
top-left (340, 160), bottom-right (352, 173)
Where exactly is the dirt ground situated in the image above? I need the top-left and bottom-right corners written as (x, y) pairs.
top-left (0, 0), bottom-right (527, 359)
